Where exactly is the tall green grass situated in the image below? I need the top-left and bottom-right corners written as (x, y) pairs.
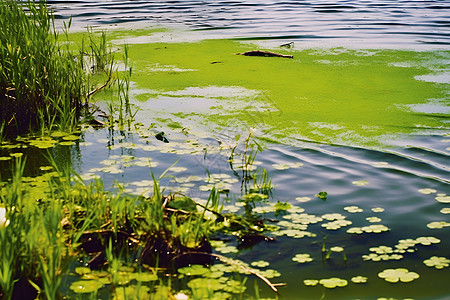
top-left (0, 0), bottom-right (124, 139)
top-left (0, 0), bottom-right (87, 136)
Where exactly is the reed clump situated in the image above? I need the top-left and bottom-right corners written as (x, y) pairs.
top-left (0, 0), bottom-right (119, 138)
top-left (0, 0), bottom-right (85, 136)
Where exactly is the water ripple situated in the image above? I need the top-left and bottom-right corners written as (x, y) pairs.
top-left (48, 0), bottom-right (450, 49)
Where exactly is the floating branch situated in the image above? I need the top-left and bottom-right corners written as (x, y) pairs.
top-left (179, 252), bottom-right (284, 294)
top-left (236, 50), bottom-right (293, 58)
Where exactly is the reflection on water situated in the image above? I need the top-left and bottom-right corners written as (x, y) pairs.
top-left (48, 0), bottom-right (450, 49)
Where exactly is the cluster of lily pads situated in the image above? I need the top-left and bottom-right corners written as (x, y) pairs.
top-left (1, 119), bottom-right (449, 299)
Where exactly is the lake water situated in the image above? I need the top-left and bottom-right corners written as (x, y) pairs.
top-left (48, 0), bottom-right (450, 50)
top-left (7, 1), bottom-right (450, 299)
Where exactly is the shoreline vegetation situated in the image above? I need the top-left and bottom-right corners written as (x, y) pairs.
top-left (0, 0), bottom-right (132, 140)
top-left (1, 1), bottom-right (449, 299)
top-left (0, 2), bottom-right (281, 298)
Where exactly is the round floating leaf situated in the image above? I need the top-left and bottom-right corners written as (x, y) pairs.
top-left (415, 236), bottom-right (440, 245)
top-left (224, 279), bottom-right (247, 293)
top-left (62, 135), bottom-right (80, 141)
top-left (435, 195), bottom-right (450, 203)
top-left (361, 224), bottom-right (389, 233)
top-left (351, 276), bottom-right (368, 284)
top-left (69, 280), bottom-right (103, 293)
top-left (418, 188), bottom-right (437, 195)
top-left (370, 246), bottom-right (393, 254)
top-left (371, 207), bottom-right (385, 213)
top-left (178, 265), bottom-right (211, 276)
top-left (330, 246), bottom-right (344, 252)
top-left (258, 269), bottom-right (281, 279)
top-left (440, 208), bottom-right (450, 214)
top-left (322, 213), bottom-right (346, 221)
top-left (272, 163), bottom-right (290, 170)
top-left (251, 260), bottom-right (270, 268)
top-left (295, 197), bottom-right (311, 202)
top-left (347, 227), bottom-right (363, 234)
top-left (292, 254), bottom-right (313, 263)
top-left (215, 245), bottom-right (238, 254)
top-left (319, 277), bottom-right (348, 288)
top-left (427, 221), bottom-right (450, 229)
top-left (378, 268), bottom-right (419, 283)
top-left (75, 267), bottom-right (91, 275)
top-left (344, 206), bottom-right (363, 213)
top-left (366, 217), bottom-right (382, 223)
top-left (303, 279), bottom-right (319, 286)
top-left (423, 256), bottom-right (450, 269)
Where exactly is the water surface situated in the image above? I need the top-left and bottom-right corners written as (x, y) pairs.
top-left (5, 1), bottom-right (449, 299)
top-left (49, 0), bottom-right (450, 49)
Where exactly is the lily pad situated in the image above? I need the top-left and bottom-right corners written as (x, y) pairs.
top-left (415, 236), bottom-right (440, 245)
top-left (378, 268), bottom-right (419, 283)
top-left (178, 265), bottom-right (211, 276)
top-left (75, 267), bottom-right (91, 275)
top-left (292, 253), bottom-right (313, 263)
top-left (250, 260), bottom-right (270, 268)
top-left (295, 197), bottom-right (311, 202)
top-left (351, 276), bottom-right (368, 284)
top-left (69, 280), bottom-right (104, 294)
top-left (440, 208), bottom-right (450, 214)
top-left (427, 221), bottom-right (450, 229)
top-left (435, 195), bottom-right (450, 203)
top-left (371, 207), bottom-right (385, 213)
top-left (423, 256), bottom-right (450, 269)
top-left (418, 188), bottom-right (437, 194)
top-left (366, 216), bottom-right (382, 223)
top-left (319, 277), bottom-right (348, 288)
top-left (344, 206), bottom-right (363, 213)
top-left (303, 279), bottom-right (319, 286)
top-left (330, 246), bottom-right (344, 252)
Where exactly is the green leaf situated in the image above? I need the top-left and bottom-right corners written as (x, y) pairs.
top-left (316, 191), bottom-right (328, 201)
top-left (69, 280), bottom-right (103, 294)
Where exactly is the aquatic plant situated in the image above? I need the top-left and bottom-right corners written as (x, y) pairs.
top-left (0, 0), bottom-right (128, 138)
top-left (378, 268), bottom-right (419, 283)
top-left (0, 0), bottom-right (85, 136)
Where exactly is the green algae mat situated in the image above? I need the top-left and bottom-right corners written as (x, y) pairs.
top-left (113, 31), bottom-right (449, 146)
top-left (91, 29), bottom-right (449, 147)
